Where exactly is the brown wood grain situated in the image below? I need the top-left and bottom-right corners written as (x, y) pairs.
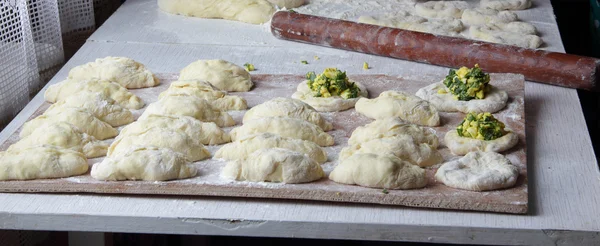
top-left (0, 74), bottom-right (527, 214)
top-left (271, 11), bottom-right (599, 91)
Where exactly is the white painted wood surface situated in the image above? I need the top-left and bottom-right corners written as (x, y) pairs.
top-left (1, 0), bottom-right (599, 244)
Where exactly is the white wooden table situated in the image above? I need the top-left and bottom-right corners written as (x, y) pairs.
top-left (1, 0), bottom-right (599, 245)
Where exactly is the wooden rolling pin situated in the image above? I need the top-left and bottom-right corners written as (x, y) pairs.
top-left (271, 11), bottom-right (599, 91)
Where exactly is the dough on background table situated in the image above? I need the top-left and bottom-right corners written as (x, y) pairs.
top-left (68, 56), bottom-right (159, 89)
top-left (329, 153), bottom-right (427, 190)
top-left (8, 122), bottom-right (108, 158)
top-left (444, 129), bottom-right (519, 155)
top-left (468, 26), bottom-right (543, 49)
top-left (480, 0), bottom-right (532, 10)
top-left (415, 1), bottom-right (470, 19)
top-left (214, 132), bottom-right (328, 164)
top-left (140, 94), bottom-right (235, 127)
top-left (267, 0), bottom-right (305, 9)
top-left (243, 97), bottom-right (333, 131)
top-left (230, 117), bottom-right (334, 147)
top-left (21, 107), bottom-right (118, 140)
top-left (0, 145), bottom-right (88, 181)
top-left (44, 78), bottom-right (144, 109)
top-left (108, 127), bottom-right (211, 162)
top-left (120, 114), bottom-right (231, 145)
top-left (91, 146), bottom-right (198, 181)
top-left (158, 80), bottom-right (248, 111)
top-left (45, 91), bottom-right (134, 127)
top-left (483, 21), bottom-right (537, 35)
top-left (415, 82), bottom-right (509, 113)
top-left (348, 117), bottom-right (439, 148)
top-left (358, 14), bottom-right (464, 36)
top-left (356, 90), bottom-right (440, 126)
top-left (158, 0), bottom-right (276, 25)
top-left (222, 148), bottom-right (324, 184)
top-left (435, 151), bottom-right (519, 191)
top-left (339, 135), bottom-right (443, 168)
top-left (292, 80), bottom-right (368, 112)
top-left (179, 59), bottom-right (254, 92)
top-left (461, 8), bottom-right (518, 26)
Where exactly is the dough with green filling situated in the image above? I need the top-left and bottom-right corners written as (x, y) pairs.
top-left (222, 148), bottom-right (324, 184)
top-left (91, 146), bottom-right (198, 181)
top-left (445, 130), bottom-right (518, 155)
top-left (416, 82), bottom-right (508, 113)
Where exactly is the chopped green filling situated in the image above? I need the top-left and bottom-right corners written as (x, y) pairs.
top-left (306, 68), bottom-right (361, 99)
top-left (243, 63), bottom-right (255, 72)
top-left (301, 60), bottom-right (308, 64)
top-left (457, 112), bottom-right (507, 140)
top-left (443, 64), bottom-right (490, 101)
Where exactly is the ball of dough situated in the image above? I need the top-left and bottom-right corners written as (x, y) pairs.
top-left (92, 146), bottom-right (198, 181)
top-left (329, 153), bottom-right (427, 190)
top-left (356, 90), bottom-right (440, 126)
top-left (480, 0), bottom-right (532, 10)
top-left (461, 8), bottom-right (518, 26)
top-left (0, 145), bottom-right (88, 181)
top-left (230, 117), bottom-right (334, 146)
top-left (243, 97), bottom-right (333, 131)
top-left (444, 129), bottom-right (519, 155)
top-left (468, 26), bottom-right (542, 49)
top-left (180, 60), bottom-right (253, 92)
top-left (222, 148), bottom-right (325, 184)
top-left (158, 0), bottom-right (276, 25)
top-left (44, 78), bottom-right (144, 109)
top-left (348, 117), bottom-right (439, 147)
top-left (68, 56), bottom-right (159, 89)
top-left (21, 107), bottom-right (118, 140)
top-left (140, 95), bottom-right (235, 127)
top-left (291, 80), bottom-right (368, 112)
top-left (159, 80), bottom-right (247, 111)
top-left (45, 91), bottom-right (134, 127)
top-left (214, 132), bottom-right (328, 164)
top-left (415, 82), bottom-right (508, 113)
top-left (435, 151), bottom-right (519, 191)
top-left (415, 1), bottom-right (470, 19)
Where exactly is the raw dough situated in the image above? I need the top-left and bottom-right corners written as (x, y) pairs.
top-left (480, 0), bottom-right (532, 10)
top-left (68, 56), bottom-right (159, 89)
top-left (348, 117), bottom-right (439, 147)
top-left (444, 129), bottom-right (519, 155)
top-left (8, 122), bottom-right (107, 158)
top-left (108, 127), bottom-right (211, 162)
top-left (158, 80), bottom-right (247, 111)
top-left (415, 1), bottom-right (470, 19)
top-left (329, 153), bottom-right (427, 190)
top-left (355, 90), bottom-right (440, 126)
top-left (158, 0), bottom-right (276, 24)
top-left (292, 80), bottom-right (368, 112)
top-left (21, 107), bottom-right (118, 140)
top-left (358, 14), bottom-right (464, 36)
top-left (44, 79), bottom-right (144, 109)
top-left (339, 135), bottom-right (443, 167)
top-left (222, 148), bottom-right (324, 184)
top-left (120, 114), bottom-right (231, 145)
top-left (214, 133), bottom-right (328, 164)
top-left (140, 95), bottom-right (235, 127)
top-left (179, 60), bottom-right (254, 92)
top-left (468, 25), bottom-right (543, 48)
top-left (415, 82), bottom-right (508, 113)
top-left (230, 117), bottom-right (334, 146)
top-left (91, 146), bottom-right (198, 181)
top-left (243, 97), bottom-right (333, 131)
top-left (267, 0), bottom-right (305, 9)
top-left (45, 91), bottom-right (133, 127)
top-left (461, 8), bottom-right (518, 25)
top-left (435, 151), bottom-right (519, 191)
top-left (0, 145), bottom-right (88, 181)
top-left (484, 21), bottom-right (537, 35)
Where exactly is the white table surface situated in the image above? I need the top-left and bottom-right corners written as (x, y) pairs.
top-left (1, 0), bottom-right (599, 245)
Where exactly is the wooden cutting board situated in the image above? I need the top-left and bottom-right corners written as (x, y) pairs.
top-left (0, 73), bottom-right (527, 214)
